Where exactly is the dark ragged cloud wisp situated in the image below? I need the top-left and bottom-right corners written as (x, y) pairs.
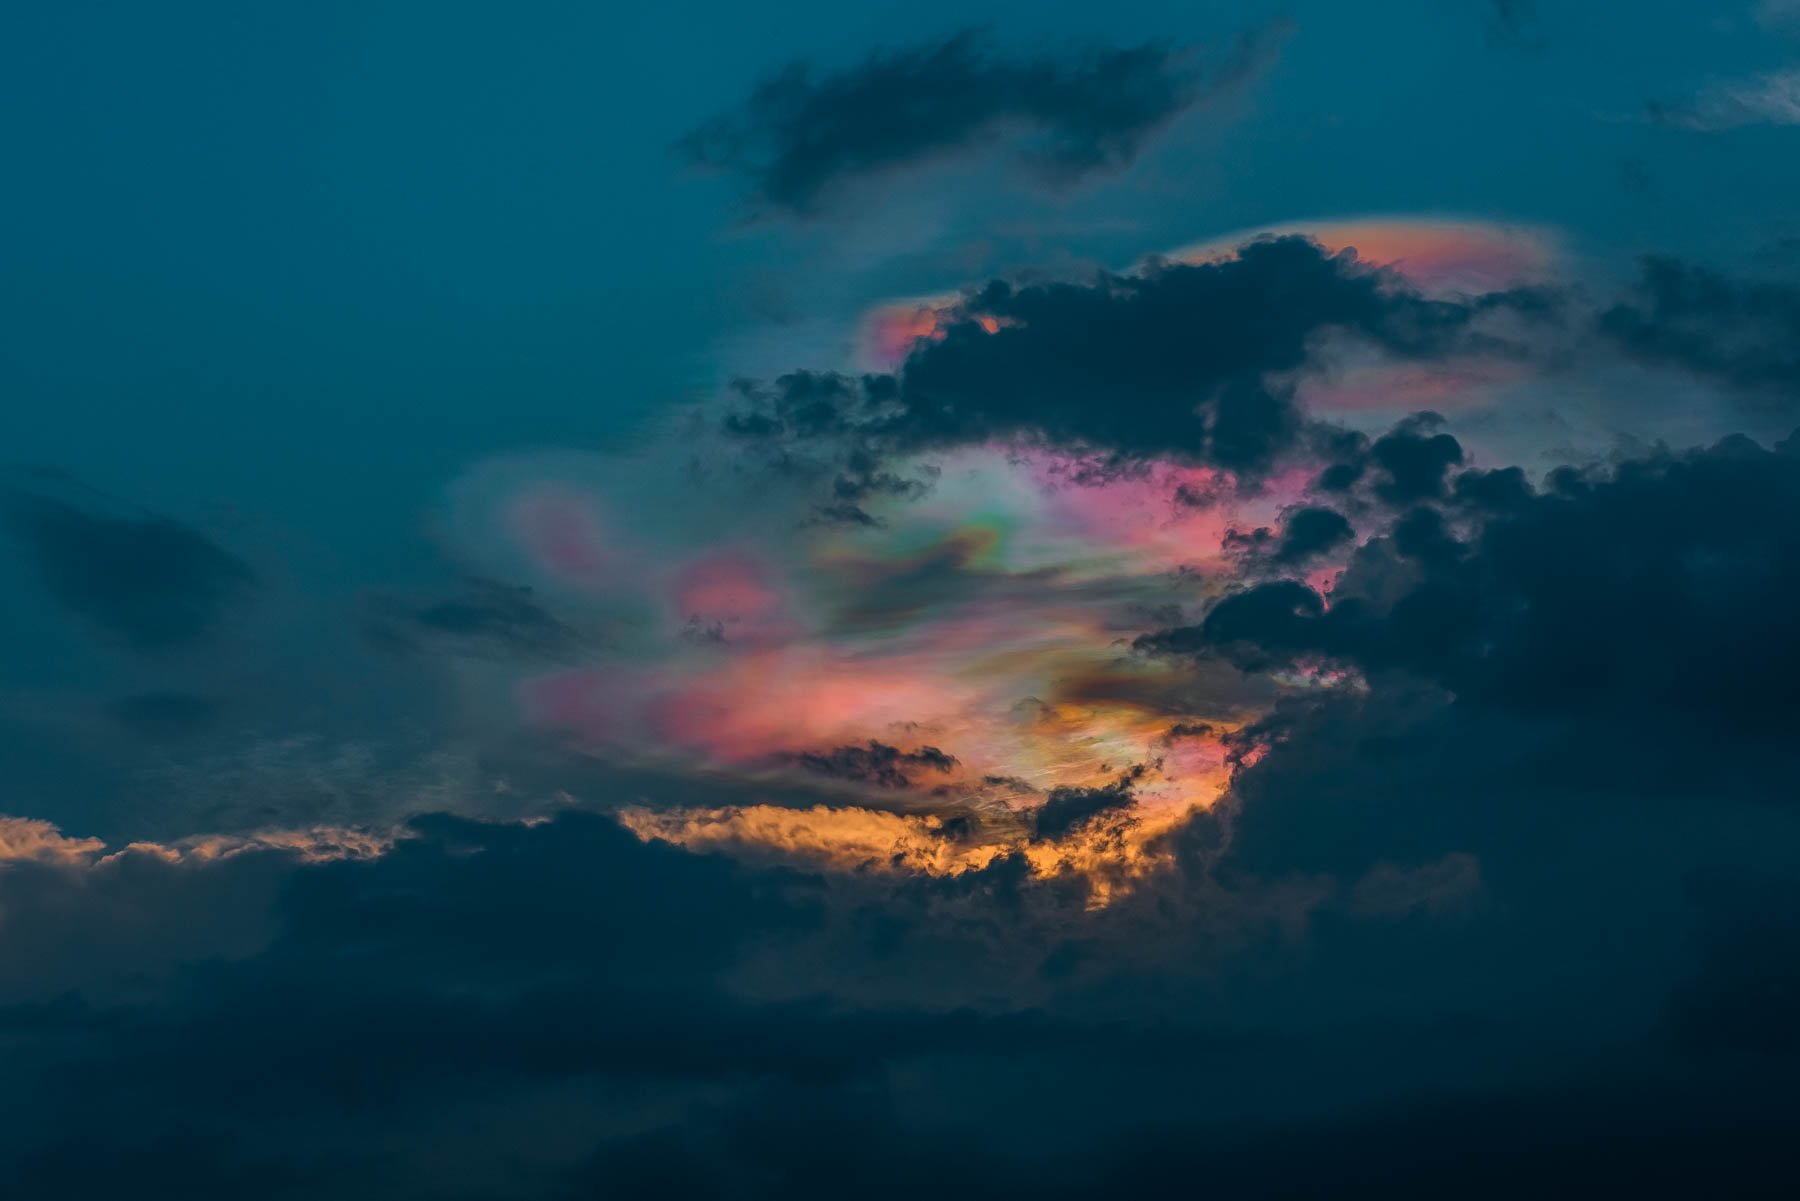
top-left (683, 24), bottom-right (1287, 217)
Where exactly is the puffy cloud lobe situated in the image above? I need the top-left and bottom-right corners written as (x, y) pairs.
top-left (1141, 431), bottom-right (1800, 730)
top-left (1224, 506), bottom-right (1354, 567)
top-left (1274, 506), bottom-right (1353, 563)
top-left (682, 27), bottom-right (1284, 216)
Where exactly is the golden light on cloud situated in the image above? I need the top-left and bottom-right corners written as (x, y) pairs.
top-left (619, 784), bottom-right (1213, 906)
top-left (0, 815), bottom-right (399, 870)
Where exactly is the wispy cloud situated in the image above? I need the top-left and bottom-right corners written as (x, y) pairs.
top-left (1649, 66), bottom-right (1800, 129)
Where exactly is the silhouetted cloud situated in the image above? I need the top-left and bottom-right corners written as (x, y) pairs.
top-left (683, 26), bottom-right (1287, 216)
top-left (1033, 766), bottom-right (1142, 837)
top-left (1140, 430), bottom-right (1800, 734)
top-left (1600, 256), bottom-right (1800, 403)
top-left (2, 487), bottom-right (253, 650)
top-left (796, 740), bottom-right (959, 788)
top-left (727, 238), bottom-right (1553, 479)
top-left (1224, 506), bottom-right (1354, 567)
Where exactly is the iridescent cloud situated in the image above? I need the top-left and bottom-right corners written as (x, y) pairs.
top-left (434, 222), bottom-right (1546, 895)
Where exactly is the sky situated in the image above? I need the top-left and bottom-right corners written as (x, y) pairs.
top-left (4, 2), bottom-right (1800, 1197)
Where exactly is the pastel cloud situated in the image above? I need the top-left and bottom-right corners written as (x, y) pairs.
top-left (425, 226), bottom-right (1566, 895)
top-left (461, 439), bottom-right (1321, 895)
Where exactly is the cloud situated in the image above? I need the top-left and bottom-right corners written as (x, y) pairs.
top-left (794, 740), bottom-right (959, 788)
top-left (2, 485), bottom-right (253, 651)
top-left (1139, 429), bottom-right (1800, 737)
top-left (1222, 505), bottom-right (1355, 568)
top-left (0, 816), bottom-right (105, 864)
top-left (1599, 256), bottom-right (1800, 403)
top-left (1647, 66), bottom-right (1800, 130)
top-left (683, 26), bottom-right (1287, 217)
top-left (1032, 767), bottom-right (1141, 838)
top-left (368, 578), bottom-right (588, 662)
top-left (18, 218), bottom-right (1800, 1196)
top-left (5, 770), bottom-right (1799, 1198)
top-left (727, 237), bottom-right (1553, 479)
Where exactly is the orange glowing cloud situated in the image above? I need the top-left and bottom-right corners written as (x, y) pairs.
top-left (0, 815), bottom-right (399, 869)
top-left (861, 297), bottom-right (951, 367)
top-left (0, 816), bottom-right (106, 864)
top-left (860, 296), bottom-right (1008, 369)
top-left (619, 764), bottom-right (1219, 907)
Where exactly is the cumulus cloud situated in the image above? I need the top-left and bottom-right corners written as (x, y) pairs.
top-left (724, 236), bottom-right (1555, 481)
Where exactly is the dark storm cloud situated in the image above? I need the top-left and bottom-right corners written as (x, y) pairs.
top-left (795, 740), bottom-right (959, 788)
top-left (682, 26), bottom-right (1286, 216)
top-left (8, 770), bottom-right (1800, 1198)
top-left (2, 487), bottom-right (253, 651)
top-left (728, 238), bottom-right (1554, 479)
top-left (1140, 429), bottom-right (1800, 731)
top-left (1599, 256), bottom-right (1800, 405)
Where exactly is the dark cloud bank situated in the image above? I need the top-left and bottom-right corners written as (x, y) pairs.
top-left (9, 256), bottom-right (1800, 1197)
